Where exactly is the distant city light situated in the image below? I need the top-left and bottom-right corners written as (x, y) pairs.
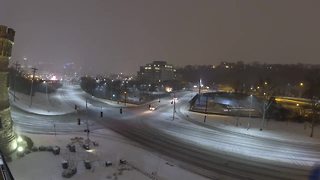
top-left (50, 75), bottom-right (57, 81)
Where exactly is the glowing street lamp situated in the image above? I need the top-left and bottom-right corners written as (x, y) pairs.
top-left (43, 81), bottom-right (49, 101)
top-left (249, 94), bottom-right (253, 118)
top-left (299, 82), bottom-right (304, 97)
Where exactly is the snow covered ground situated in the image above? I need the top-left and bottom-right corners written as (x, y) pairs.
top-left (91, 96), bottom-right (138, 108)
top-left (9, 88), bottom-right (75, 115)
top-left (8, 129), bottom-right (209, 180)
top-left (180, 103), bottom-right (320, 144)
top-left (8, 86), bottom-right (209, 180)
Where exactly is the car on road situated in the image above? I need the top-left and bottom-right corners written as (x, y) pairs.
top-left (149, 106), bottom-right (156, 111)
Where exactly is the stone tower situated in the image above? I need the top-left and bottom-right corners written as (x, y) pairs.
top-left (0, 25), bottom-right (17, 154)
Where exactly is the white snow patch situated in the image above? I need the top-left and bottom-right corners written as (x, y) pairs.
top-left (9, 129), bottom-right (209, 180)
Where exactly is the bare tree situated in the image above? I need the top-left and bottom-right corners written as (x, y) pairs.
top-left (309, 101), bottom-right (319, 137)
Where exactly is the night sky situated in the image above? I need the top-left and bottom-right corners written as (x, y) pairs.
top-left (1, 0), bottom-right (320, 75)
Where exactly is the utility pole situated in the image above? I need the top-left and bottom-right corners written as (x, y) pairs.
top-left (204, 95), bottom-right (208, 123)
top-left (43, 81), bottom-right (49, 112)
top-left (13, 62), bottom-right (20, 102)
top-left (172, 93), bottom-right (176, 120)
top-left (198, 78), bottom-right (201, 104)
top-left (86, 119), bottom-right (90, 141)
top-left (44, 81), bottom-right (49, 101)
top-left (100, 106), bottom-right (103, 117)
top-left (249, 95), bottom-right (253, 118)
top-left (124, 81), bottom-right (128, 106)
top-left (53, 119), bottom-right (56, 136)
top-left (84, 99), bottom-right (91, 146)
top-left (247, 95), bottom-right (253, 130)
top-left (29, 67), bottom-right (38, 107)
top-left (124, 91), bottom-right (127, 106)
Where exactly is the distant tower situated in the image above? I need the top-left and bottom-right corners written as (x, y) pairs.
top-left (0, 25), bottom-right (17, 154)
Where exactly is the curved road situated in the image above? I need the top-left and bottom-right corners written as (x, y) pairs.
top-left (11, 86), bottom-right (320, 180)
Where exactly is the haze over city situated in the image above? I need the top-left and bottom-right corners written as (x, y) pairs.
top-left (1, 0), bottom-right (320, 75)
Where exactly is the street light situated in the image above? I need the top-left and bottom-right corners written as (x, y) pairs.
top-left (13, 62), bottom-right (20, 102)
top-left (249, 95), bottom-right (253, 118)
top-left (172, 93), bottom-right (176, 120)
top-left (204, 95), bottom-right (208, 123)
top-left (299, 82), bottom-right (304, 97)
top-left (23, 57), bottom-right (27, 69)
top-left (198, 78), bottom-right (201, 104)
top-left (43, 81), bottom-right (49, 101)
top-left (247, 95), bottom-right (253, 130)
top-left (29, 67), bottom-right (38, 107)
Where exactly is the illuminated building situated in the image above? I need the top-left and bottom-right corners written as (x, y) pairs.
top-left (0, 25), bottom-right (17, 154)
top-left (137, 61), bottom-right (176, 83)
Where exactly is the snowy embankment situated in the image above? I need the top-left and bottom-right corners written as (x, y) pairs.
top-left (180, 103), bottom-right (320, 144)
top-left (91, 96), bottom-right (138, 107)
top-left (9, 87), bottom-right (75, 115)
